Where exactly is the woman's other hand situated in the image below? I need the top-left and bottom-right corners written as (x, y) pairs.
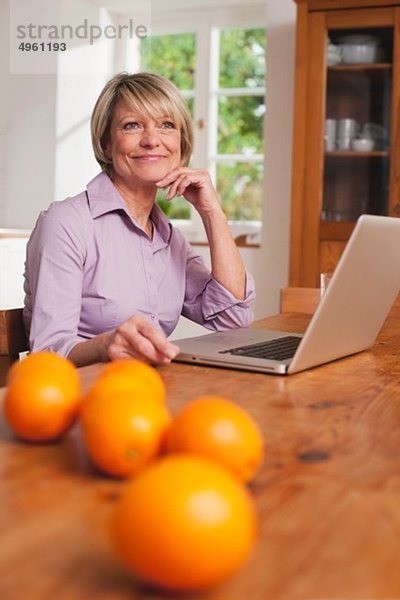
top-left (106, 315), bottom-right (180, 365)
top-left (156, 167), bottom-right (222, 218)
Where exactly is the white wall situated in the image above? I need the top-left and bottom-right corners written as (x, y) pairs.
top-left (253, 0), bottom-right (296, 316)
top-left (0, 0), bottom-right (297, 328)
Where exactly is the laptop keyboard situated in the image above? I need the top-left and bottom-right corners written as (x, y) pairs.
top-left (219, 335), bottom-right (302, 361)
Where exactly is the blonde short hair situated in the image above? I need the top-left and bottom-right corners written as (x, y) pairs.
top-left (91, 72), bottom-right (193, 176)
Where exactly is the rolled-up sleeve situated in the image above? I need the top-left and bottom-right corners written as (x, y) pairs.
top-left (181, 246), bottom-right (255, 330)
top-left (23, 204), bottom-right (87, 358)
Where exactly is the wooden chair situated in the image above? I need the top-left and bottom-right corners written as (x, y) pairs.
top-left (280, 287), bottom-right (400, 318)
top-left (280, 287), bottom-right (320, 315)
top-left (0, 308), bottom-right (28, 386)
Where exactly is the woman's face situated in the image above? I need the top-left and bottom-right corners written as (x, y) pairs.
top-left (104, 99), bottom-right (182, 186)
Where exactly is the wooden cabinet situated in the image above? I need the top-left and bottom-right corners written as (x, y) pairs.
top-left (290, 0), bottom-right (400, 286)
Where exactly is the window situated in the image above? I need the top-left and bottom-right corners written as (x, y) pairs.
top-left (214, 27), bottom-right (265, 224)
top-left (130, 6), bottom-right (266, 242)
top-left (141, 32), bottom-right (195, 220)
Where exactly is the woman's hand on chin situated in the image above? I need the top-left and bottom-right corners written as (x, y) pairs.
top-left (156, 167), bottom-right (223, 218)
top-left (106, 315), bottom-right (180, 365)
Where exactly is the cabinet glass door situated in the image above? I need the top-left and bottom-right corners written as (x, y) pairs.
top-left (322, 27), bottom-right (393, 223)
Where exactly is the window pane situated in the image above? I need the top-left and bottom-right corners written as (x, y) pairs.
top-left (218, 95), bottom-right (265, 154)
top-left (141, 33), bottom-right (196, 89)
top-left (186, 96), bottom-right (194, 118)
top-left (217, 161), bottom-right (263, 221)
top-left (156, 188), bottom-right (191, 220)
top-left (219, 28), bottom-right (265, 89)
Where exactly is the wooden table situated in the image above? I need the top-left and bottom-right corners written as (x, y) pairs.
top-left (2, 313), bottom-right (400, 600)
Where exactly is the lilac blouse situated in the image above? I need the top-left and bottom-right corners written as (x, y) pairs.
top-left (23, 172), bottom-right (255, 358)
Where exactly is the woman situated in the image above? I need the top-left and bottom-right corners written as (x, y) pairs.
top-left (23, 72), bottom-right (255, 367)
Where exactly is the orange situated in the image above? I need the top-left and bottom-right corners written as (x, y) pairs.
top-left (4, 352), bottom-right (81, 442)
top-left (112, 455), bottom-right (257, 592)
top-left (166, 395), bottom-right (264, 483)
top-left (7, 350), bottom-right (76, 384)
top-left (80, 391), bottom-right (171, 477)
top-left (84, 359), bottom-right (166, 406)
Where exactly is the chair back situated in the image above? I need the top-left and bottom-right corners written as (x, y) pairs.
top-left (0, 308), bottom-right (28, 386)
top-left (280, 287), bottom-right (320, 314)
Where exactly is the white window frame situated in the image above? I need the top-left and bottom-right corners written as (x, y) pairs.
top-left (118, 5), bottom-right (266, 243)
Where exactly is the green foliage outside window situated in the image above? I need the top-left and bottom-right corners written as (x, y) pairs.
top-left (155, 188), bottom-right (191, 220)
top-left (219, 28), bottom-right (265, 88)
top-left (217, 162), bottom-right (263, 221)
top-left (218, 95), bottom-right (265, 154)
top-left (141, 33), bottom-right (196, 89)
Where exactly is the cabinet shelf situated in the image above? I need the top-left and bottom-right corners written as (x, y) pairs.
top-left (328, 62), bottom-right (392, 72)
top-left (319, 221), bottom-right (355, 241)
top-left (325, 150), bottom-right (389, 157)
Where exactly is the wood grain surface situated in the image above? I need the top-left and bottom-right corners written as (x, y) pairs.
top-left (2, 313), bottom-right (400, 599)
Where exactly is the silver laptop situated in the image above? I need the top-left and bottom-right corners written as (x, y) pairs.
top-left (173, 215), bottom-right (400, 375)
